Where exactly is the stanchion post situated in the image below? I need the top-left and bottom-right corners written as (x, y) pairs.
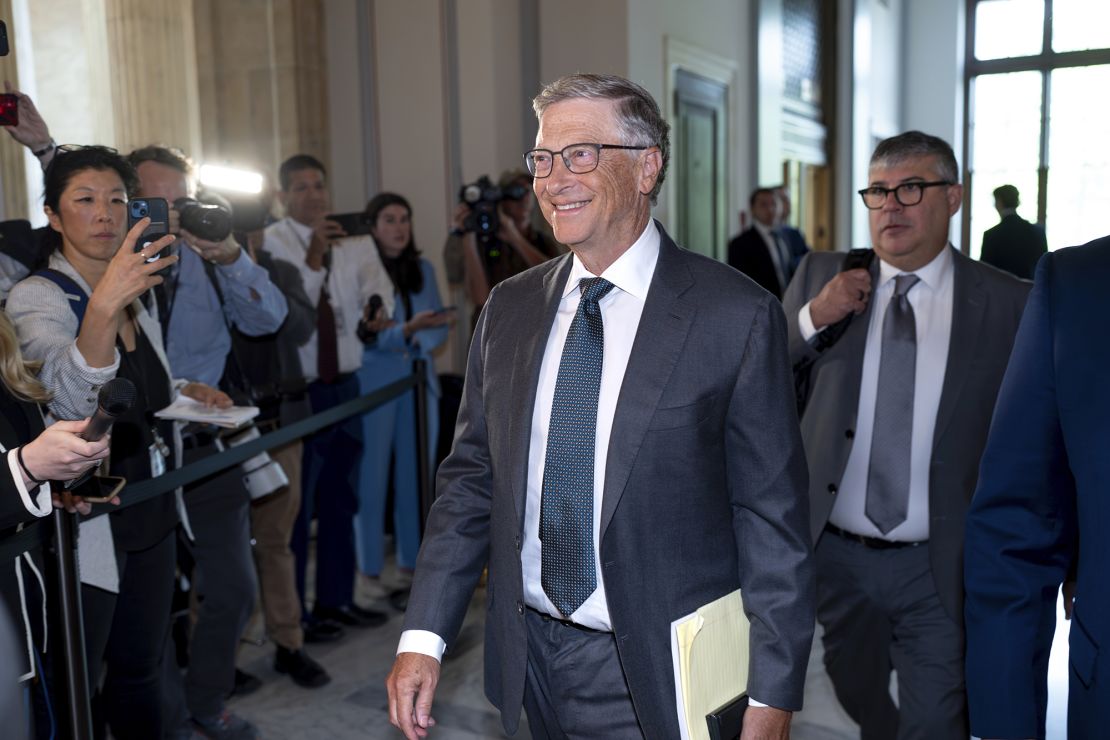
top-left (412, 359), bottom-right (433, 529)
top-left (52, 508), bottom-right (93, 739)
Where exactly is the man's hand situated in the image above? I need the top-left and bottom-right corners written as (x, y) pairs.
top-left (2, 81), bottom-right (52, 152)
top-left (181, 382), bottom-right (233, 409)
top-left (182, 229), bottom-right (241, 265)
top-left (305, 217), bottom-right (347, 271)
top-left (808, 268), bottom-right (872, 330)
top-left (739, 706), bottom-right (792, 740)
top-left (387, 652), bottom-right (441, 739)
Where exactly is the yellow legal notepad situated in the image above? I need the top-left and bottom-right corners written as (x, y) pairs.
top-left (669, 589), bottom-right (750, 740)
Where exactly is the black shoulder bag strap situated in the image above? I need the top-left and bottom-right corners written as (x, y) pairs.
top-left (792, 248), bottom-right (875, 415)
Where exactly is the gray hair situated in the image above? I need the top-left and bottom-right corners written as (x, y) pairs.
top-left (533, 74), bottom-right (670, 205)
top-left (870, 130), bottom-right (959, 183)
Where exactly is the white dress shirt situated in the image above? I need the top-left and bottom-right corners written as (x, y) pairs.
top-left (261, 218), bottom-right (394, 380)
top-left (397, 221), bottom-right (660, 660)
top-left (799, 246), bottom-right (954, 541)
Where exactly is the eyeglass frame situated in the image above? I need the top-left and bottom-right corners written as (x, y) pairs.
top-left (857, 180), bottom-right (953, 210)
top-left (523, 142), bottom-right (654, 178)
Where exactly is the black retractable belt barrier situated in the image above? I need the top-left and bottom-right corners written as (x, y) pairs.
top-left (0, 372), bottom-right (422, 740)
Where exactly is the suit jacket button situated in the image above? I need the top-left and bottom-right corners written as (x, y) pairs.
top-left (516, 601), bottom-right (524, 616)
top-left (844, 428), bottom-right (855, 439)
top-left (827, 483), bottom-right (838, 494)
top-left (514, 536), bottom-right (521, 551)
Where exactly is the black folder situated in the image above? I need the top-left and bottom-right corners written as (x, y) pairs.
top-left (706, 693), bottom-right (749, 740)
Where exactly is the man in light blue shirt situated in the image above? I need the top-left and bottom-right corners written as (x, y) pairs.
top-left (129, 145), bottom-right (286, 739)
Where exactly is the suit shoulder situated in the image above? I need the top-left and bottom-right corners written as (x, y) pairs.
top-left (966, 255), bottom-right (1032, 296)
top-left (675, 247), bottom-right (776, 307)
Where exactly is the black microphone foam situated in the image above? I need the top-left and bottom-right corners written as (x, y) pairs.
top-left (81, 378), bottom-right (137, 441)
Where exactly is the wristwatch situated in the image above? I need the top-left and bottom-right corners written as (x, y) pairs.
top-left (32, 139), bottom-right (56, 158)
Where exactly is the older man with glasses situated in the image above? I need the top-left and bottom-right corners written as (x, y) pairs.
top-left (782, 130), bottom-right (1031, 739)
top-left (386, 73), bottom-right (815, 740)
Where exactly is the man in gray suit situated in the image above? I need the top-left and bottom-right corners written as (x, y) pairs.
top-left (386, 74), bottom-right (815, 739)
top-left (783, 131), bottom-right (1030, 739)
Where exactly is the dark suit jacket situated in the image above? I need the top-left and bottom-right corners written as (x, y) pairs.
top-left (0, 388), bottom-right (48, 681)
top-left (980, 213), bottom-right (1047, 280)
top-left (777, 226), bottom-right (810, 277)
top-left (783, 247), bottom-right (1029, 621)
top-left (405, 223), bottom-right (815, 737)
top-left (965, 236), bottom-right (1110, 739)
top-left (727, 227), bottom-right (783, 299)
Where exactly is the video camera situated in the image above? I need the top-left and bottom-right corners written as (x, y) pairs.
top-left (458, 175), bottom-right (529, 238)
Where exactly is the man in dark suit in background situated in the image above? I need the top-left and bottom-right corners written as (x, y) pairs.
top-left (783, 131), bottom-right (1030, 739)
top-left (965, 234), bottom-right (1110, 740)
top-left (387, 73), bottom-right (815, 740)
top-left (775, 186), bottom-right (811, 277)
top-left (728, 187), bottom-right (794, 299)
top-left (979, 184), bottom-right (1047, 279)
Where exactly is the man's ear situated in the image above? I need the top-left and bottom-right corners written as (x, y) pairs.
top-left (639, 148), bottom-right (663, 197)
top-left (946, 183), bottom-right (964, 217)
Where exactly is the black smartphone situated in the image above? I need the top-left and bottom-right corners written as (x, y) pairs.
top-left (327, 212), bottom-right (371, 237)
top-left (128, 198), bottom-right (170, 262)
top-left (72, 474), bottom-right (126, 504)
top-left (434, 305), bottom-right (457, 315)
top-left (0, 93), bottom-right (17, 127)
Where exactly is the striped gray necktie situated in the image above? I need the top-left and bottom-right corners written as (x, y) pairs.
top-left (866, 273), bottom-right (920, 535)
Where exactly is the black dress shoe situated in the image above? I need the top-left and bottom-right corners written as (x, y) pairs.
top-left (227, 668), bottom-right (263, 698)
top-left (302, 618), bottom-right (345, 643)
top-left (312, 603), bottom-right (388, 628)
top-left (274, 646), bottom-right (331, 688)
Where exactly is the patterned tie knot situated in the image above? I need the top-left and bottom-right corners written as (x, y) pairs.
top-left (579, 277), bottom-right (615, 306)
top-left (893, 273), bottom-right (920, 298)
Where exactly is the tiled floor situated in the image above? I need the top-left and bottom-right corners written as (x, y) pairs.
top-left (226, 561), bottom-right (1071, 739)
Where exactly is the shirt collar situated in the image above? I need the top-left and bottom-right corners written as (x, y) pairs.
top-left (753, 220), bottom-right (775, 239)
top-left (286, 217), bottom-right (313, 247)
top-left (561, 220), bottom-right (661, 301)
top-left (877, 242), bottom-right (953, 292)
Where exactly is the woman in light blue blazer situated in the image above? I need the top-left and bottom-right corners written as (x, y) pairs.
top-left (355, 193), bottom-right (453, 580)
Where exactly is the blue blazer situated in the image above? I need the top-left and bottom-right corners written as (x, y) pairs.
top-left (965, 235), bottom-right (1110, 739)
top-left (358, 259), bottom-right (447, 399)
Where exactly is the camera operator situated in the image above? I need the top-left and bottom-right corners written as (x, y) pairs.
top-left (127, 144), bottom-right (287, 739)
top-left (261, 154), bottom-right (395, 642)
top-left (446, 169), bottom-right (559, 315)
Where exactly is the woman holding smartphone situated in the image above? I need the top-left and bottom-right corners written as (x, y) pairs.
top-left (6, 145), bottom-right (226, 740)
top-left (355, 192), bottom-right (452, 593)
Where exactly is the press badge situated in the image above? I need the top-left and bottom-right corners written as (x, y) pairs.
top-left (149, 428), bottom-right (170, 478)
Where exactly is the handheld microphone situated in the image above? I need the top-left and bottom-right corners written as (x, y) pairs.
top-left (81, 378), bottom-right (137, 442)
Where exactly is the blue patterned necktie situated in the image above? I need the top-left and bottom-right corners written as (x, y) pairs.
top-left (540, 276), bottom-right (615, 617)
top-left (866, 273), bottom-right (920, 534)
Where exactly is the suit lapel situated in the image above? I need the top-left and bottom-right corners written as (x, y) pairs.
top-left (932, 249), bottom-right (986, 450)
top-left (508, 255), bottom-right (574, 529)
top-left (600, 227), bottom-right (695, 539)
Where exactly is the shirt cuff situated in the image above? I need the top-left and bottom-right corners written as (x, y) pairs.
top-left (397, 630), bottom-right (446, 662)
top-left (798, 300), bottom-right (822, 342)
top-left (7, 449), bottom-right (52, 518)
top-left (748, 698), bottom-right (769, 708)
top-left (218, 247), bottom-right (262, 283)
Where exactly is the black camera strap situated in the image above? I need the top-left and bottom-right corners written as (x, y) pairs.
top-left (793, 248), bottom-right (875, 415)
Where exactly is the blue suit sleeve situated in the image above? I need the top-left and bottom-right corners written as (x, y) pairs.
top-left (964, 252), bottom-right (1077, 739)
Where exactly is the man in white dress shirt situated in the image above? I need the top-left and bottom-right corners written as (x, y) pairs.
top-left (261, 155), bottom-right (394, 637)
top-left (386, 74), bottom-right (815, 740)
top-left (782, 131), bottom-right (1030, 740)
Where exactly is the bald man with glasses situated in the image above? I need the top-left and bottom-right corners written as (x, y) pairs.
top-left (782, 130), bottom-right (1030, 739)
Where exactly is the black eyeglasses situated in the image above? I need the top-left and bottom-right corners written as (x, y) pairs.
top-left (858, 181), bottom-right (952, 209)
top-left (523, 142), bottom-right (653, 178)
top-left (55, 144), bottom-right (120, 155)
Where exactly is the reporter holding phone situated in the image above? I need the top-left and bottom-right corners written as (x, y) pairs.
top-left (5, 145), bottom-right (225, 740)
top-left (0, 309), bottom-right (111, 731)
top-left (355, 193), bottom-right (452, 587)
